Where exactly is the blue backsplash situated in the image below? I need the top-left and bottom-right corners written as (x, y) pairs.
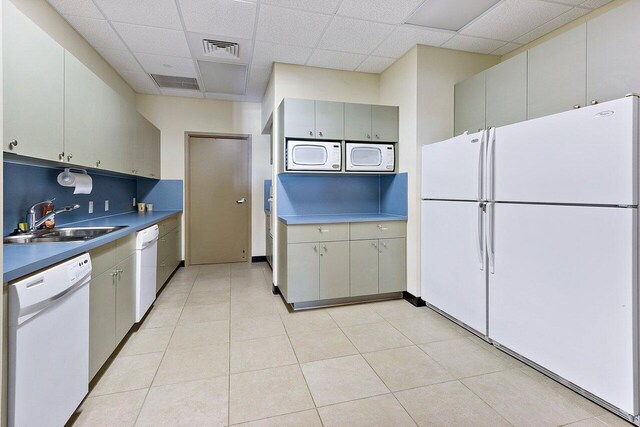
top-left (278, 173), bottom-right (407, 217)
top-left (137, 179), bottom-right (184, 211)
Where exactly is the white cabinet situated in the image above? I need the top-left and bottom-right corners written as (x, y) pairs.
top-left (486, 52), bottom-right (528, 128)
top-left (345, 103), bottom-right (399, 142)
top-left (528, 24), bottom-right (587, 119)
top-left (454, 72), bottom-right (486, 136)
top-left (283, 99), bottom-right (345, 140)
top-left (3, 0), bottom-right (64, 161)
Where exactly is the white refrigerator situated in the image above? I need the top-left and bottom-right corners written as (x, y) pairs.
top-left (421, 96), bottom-right (639, 420)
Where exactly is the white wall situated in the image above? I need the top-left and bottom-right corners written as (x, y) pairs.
top-left (135, 95), bottom-right (271, 257)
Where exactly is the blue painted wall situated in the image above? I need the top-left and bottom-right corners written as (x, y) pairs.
top-left (137, 179), bottom-right (183, 211)
top-left (277, 173), bottom-right (407, 217)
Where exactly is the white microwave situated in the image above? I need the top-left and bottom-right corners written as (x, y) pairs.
top-left (286, 140), bottom-right (342, 171)
top-left (346, 143), bottom-right (395, 172)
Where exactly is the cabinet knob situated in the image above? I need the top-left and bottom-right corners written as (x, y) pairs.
top-left (375, 134), bottom-right (380, 139)
top-left (323, 245), bottom-right (327, 251)
top-left (372, 242), bottom-right (378, 249)
top-left (313, 245), bottom-right (318, 252)
top-left (573, 105), bottom-right (581, 109)
top-left (309, 131), bottom-right (313, 136)
top-left (319, 131), bottom-right (323, 137)
top-left (8, 139), bottom-right (18, 150)
top-left (67, 153), bottom-right (73, 161)
top-left (96, 160), bottom-right (101, 167)
top-left (381, 242), bottom-right (387, 248)
top-left (59, 152), bottom-right (65, 160)
top-left (591, 100), bottom-right (599, 105)
top-left (366, 134), bottom-right (371, 139)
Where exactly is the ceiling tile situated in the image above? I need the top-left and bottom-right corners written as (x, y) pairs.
top-left (119, 71), bottom-right (160, 94)
top-left (318, 16), bottom-right (395, 54)
top-left (246, 65), bottom-right (272, 98)
top-left (205, 92), bottom-right (257, 102)
top-left (186, 32), bottom-right (254, 64)
top-left (306, 49), bottom-right (367, 71)
top-left (198, 60), bottom-right (247, 94)
top-left (47, 0), bottom-right (103, 19)
top-left (441, 34), bottom-right (505, 54)
top-left (64, 15), bottom-right (127, 50)
top-left (336, 0), bottom-right (424, 24)
top-left (461, 0), bottom-right (572, 41)
top-left (256, 4), bottom-right (332, 47)
top-left (490, 42), bottom-right (522, 55)
top-left (513, 7), bottom-right (589, 44)
top-left (374, 25), bottom-right (454, 58)
top-left (178, 0), bottom-right (257, 39)
top-left (135, 53), bottom-right (198, 77)
top-left (112, 22), bottom-right (191, 57)
top-left (356, 56), bottom-right (396, 73)
top-left (261, 0), bottom-right (341, 14)
top-left (407, 0), bottom-right (501, 31)
top-left (251, 41), bottom-right (312, 69)
top-left (96, 48), bottom-right (144, 73)
top-left (544, 0), bottom-right (583, 5)
top-left (159, 88), bottom-right (204, 98)
top-left (93, 0), bottom-right (182, 30)
top-left (580, 0), bottom-right (612, 8)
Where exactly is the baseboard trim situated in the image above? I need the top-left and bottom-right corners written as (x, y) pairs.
top-left (403, 291), bottom-right (425, 307)
top-left (178, 260), bottom-right (185, 268)
top-left (252, 256), bottom-right (267, 263)
top-left (272, 284), bottom-right (280, 295)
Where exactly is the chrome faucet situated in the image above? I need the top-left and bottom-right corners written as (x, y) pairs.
top-left (27, 198), bottom-right (80, 232)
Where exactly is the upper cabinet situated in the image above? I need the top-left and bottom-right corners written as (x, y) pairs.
top-left (283, 99), bottom-right (344, 140)
top-left (345, 104), bottom-right (399, 142)
top-left (528, 24), bottom-right (587, 119)
top-left (586, 1), bottom-right (640, 104)
top-left (3, 0), bottom-right (64, 161)
top-left (371, 105), bottom-right (399, 142)
top-left (344, 103), bottom-right (372, 141)
top-left (486, 52), bottom-right (527, 128)
top-left (454, 72), bottom-right (486, 136)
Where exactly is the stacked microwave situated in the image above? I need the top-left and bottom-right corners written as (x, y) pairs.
top-left (286, 140), bottom-right (395, 172)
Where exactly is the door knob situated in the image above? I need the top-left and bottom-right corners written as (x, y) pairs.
top-left (236, 198), bottom-right (247, 204)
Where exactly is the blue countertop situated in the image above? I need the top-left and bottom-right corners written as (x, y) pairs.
top-left (278, 213), bottom-right (407, 225)
top-left (4, 210), bottom-right (182, 283)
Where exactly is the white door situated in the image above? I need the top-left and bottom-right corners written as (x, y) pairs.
top-left (488, 203), bottom-right (637, 415)
top-left (422, 130), bottom-right (485, 201)
top-left (490, 96), bottom-right (637, 205)
top-left (421, 200), bottom-right (487, 334)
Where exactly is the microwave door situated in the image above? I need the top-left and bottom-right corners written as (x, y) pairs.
top-left (349, 146), bottom-right (382, 170)
top-left (293, 145), bottom-right (328, 167)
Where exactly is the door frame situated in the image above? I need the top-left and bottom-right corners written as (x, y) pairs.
top-left (184, 132), bottom-right (252, 266)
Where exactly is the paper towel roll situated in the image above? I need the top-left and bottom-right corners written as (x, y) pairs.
top-left (73, 172), bottom-right (92, 194)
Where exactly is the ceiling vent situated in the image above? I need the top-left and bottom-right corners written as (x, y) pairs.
top-left (150, 74), bottom-right (200, 90)
top-left (202, 39), bottom-right (240, 60)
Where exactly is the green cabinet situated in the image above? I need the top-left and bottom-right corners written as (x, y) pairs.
top-left (486, 52), bottom-right (528, 128)
top-left (454, 72), bottom-right (486, 136)
top-left (344, 103), bottom-right (373, 141)
top-left (320, 241), bottom-right (350, 299)
top-left (287, 242), bottom-right (320, 303)
top-left (350, 237), bottom-right (406, 296)
top-left (3, 0), bottom-right (64, 161)
top-left (379, 238), bottom-right (406, 293)
top-left (283, 99), bottom-right (344, 140)
top-left (350, 240), bottom-right (379, 296)
top-left (115, 255), bottom-right (136, 343)
top-left (315, 101), bottom-right (344, 140)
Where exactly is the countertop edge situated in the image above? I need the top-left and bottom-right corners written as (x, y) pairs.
top-left (277, 214), bottom-right (408, 225)
top-left (4, 210), bottom-right (182, 284)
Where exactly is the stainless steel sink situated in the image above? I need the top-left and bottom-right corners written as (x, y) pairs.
top-left (3, 226), bottom-right (127, 244)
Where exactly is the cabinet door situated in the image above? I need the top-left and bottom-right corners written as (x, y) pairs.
top-left (89, 270), bottom-right (116, 380)
top-left (151, 125), bottom-right (161, 179)
top-left (371, 105), bottom-right (398, 142)
top-left (350, 240), bottom-right (378, 296)
top-left (96, 84), bottom-right (121, 170)
top-left (486, 52), bottom-right (527, 128)
top-left (379, 238), bottom-right (406, 293)
top-left (587, 1), bottom-right (640, 104)
top-left (284, 99), bottom-right (316, 139)
top-left (118, 99), bottom-right (136, 175)
top-left (344, 103), bottom-right (372, 141)
top-left (315, 101), bottom-right (344, 140)
top-left (454, 72), bottom-right (486, 136)
top-left (115, 255), bottom-right (136, 343)
top-left (134, 113), bottom-right (146, 176)
top-left (64, 52), bottom-right (98, 167)
top-left (528, 24), bottom-right (586, 119)
top-left (143, 120), bottom-right (156, 178)
top-left (287, 242), bottom-right (320, 303)
top-left (319, 241), bottom-right (350, 299)
top-left (3, 0), bottom-right (64, 160)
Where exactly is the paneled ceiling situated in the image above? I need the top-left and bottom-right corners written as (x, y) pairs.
top-left (47, 0), bottom-right (612, 101)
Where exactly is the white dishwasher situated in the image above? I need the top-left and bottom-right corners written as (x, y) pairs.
top-left (135, 224), bottom-right (159, 322)
top-left (8, 253), bottom-right (91, 427)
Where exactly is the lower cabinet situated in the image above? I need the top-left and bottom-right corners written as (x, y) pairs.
top-left (320, 241), bottom-right (350, 299)
top-left (350, 237), bottom-right (406, 296)
top-left (288, 242), bottom-right (320, 302)
top-left (156, 216), bottom-right (182, 292)
top-left (350, 240), bottom-right (379, 296)
top-left (88, 269), bottom-right (116, 380)
top-left (115, 255), bottom-right (136, 343)
top-left (379, 238), bottom-right (406, 293)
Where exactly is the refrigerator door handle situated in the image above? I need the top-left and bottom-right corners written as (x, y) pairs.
top-left (487, 202), bottom-right (495, 274)
top-left (477, 130), bottom-right (486, 201)
top-left (487, 127), bottom-right (496, 201)
top-left (477, 203), bottom-right (485, 270)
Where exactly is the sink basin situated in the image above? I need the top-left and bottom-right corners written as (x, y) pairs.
top-left (3, 226), bottom-right (127, 244)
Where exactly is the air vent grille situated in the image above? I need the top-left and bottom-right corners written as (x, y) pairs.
top-left (150, 74), bottom-right (200, 90)
top-left (202, 39), bottom-right (240, 59)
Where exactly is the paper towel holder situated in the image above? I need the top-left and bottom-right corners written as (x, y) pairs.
top-left (57, 168), bottom-right (88, 186)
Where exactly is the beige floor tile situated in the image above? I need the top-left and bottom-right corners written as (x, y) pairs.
top-left (231, 299), bottom-right (280, 319)
top-left (420, 338), bottom-right (514, 379)
top-left (160, 280), bottom-right (193, 294)
top-left (73, 389), bottom-right (147, 427)
top-left (326, 304), bottom-right (384, 327)
top-left (565, 419), bottom-right (609, 426)
top-left (119, 326), bottom-right (174, 356)
top-left (363, 346), bottom-right (454, 392)
top-left (135, 377), bottom-right (228, 427)
top-left (230, 314), bottom-right (286, 342)
top-left (153, 343), bottom-right (229, 386)
top-left (300, 355), bottom-right (389, 407)
top-left (179, 302), bottom-right (230, 324)
top-left (370, 299), bottom-right (425, 320)
top-left (596, 412), bottom-right (635, 426)
top-left (231, 409), bottom-right (322, 427)
top-left (154, 291), bottom-right (189, 309)
top-left (141, 307), bottom-right (182, 329)
top-left (229, 365), bottom-right (315, 424)
top-left (186, 289), bottom-right (231, 306)
top-left (230, 335), bottom-right (298, 373)
top-left (192, 278), bottom-right (231, 293)
top-left (466, 335), bottom-right (528, 369)
top-left (386, 314), bottom-right (463, 345)
top-left (318, 394), bottom-right (416, 427)
top-left (462, 369), bottom-right (604, 426)
top-left (168, 320), bottom-right (230, 349)
top-left (342, 322), bottom-right (412, 353)
top-left (280, 310), bottom-right (339, 336)
top-left (395, 380), bottom-right (510, 427)
top-left (91, 352), bottom-right (163, 396)
top-left (289, 328), bottom-right (358, 363)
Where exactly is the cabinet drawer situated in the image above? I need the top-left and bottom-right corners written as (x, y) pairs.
top-left (350, 221), bottom-right (406, 240)
top-left (287, 223), bottom-right (349, 243)
top-left (89, 241), bottom-right (116, 277)
top-left (115, 233), bottom-right (136, 262)
top-left (158, 216), bottom-right (178, 237)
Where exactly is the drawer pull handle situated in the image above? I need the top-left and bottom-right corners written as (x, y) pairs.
top-left (372, 242), bottom-right (378, 249)
top-left (377, 224), bottom-right (389, 231)
top-left (318, 228), bottom-right (329, 233)
top-left (313, 245), bottom-right (318, 252)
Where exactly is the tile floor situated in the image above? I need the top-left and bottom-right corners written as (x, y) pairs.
top-left (71, 263), bottom-right (632, 427)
